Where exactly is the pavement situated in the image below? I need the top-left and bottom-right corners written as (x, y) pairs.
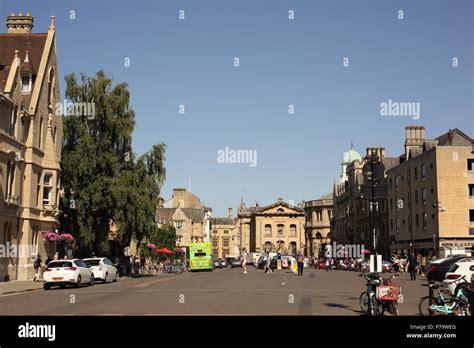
top-left (0, 280), bottom-right (44, 296)
top-left (0, 267), bottom-right (429, 315)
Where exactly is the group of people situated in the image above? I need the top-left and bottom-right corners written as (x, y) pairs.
top-left (391, 253), bottom-right (432, 280)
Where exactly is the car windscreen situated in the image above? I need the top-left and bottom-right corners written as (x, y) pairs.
top-left (83, 259), bottom-right (100, 266)
top-left (48, 261), bottom-right (72, 268)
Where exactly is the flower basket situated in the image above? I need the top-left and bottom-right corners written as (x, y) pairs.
top-left (376, 285), bottom-right (401, 301)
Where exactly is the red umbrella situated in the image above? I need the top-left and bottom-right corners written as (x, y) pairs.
top-left (153, 248), bottom-right (174, 254)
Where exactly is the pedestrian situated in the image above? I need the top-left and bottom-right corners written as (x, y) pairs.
top-left (241, 248), bottom-right (248, 274)
top-left (33, 253), bottom-right (42, 282)
top-left (264, 253), bottom-right (272, 274)
top-left (408, 252), bottom-right (417, 281)
top-left (297, 251), bottom-right (304, 276)
top-left (325, 258), bottom-right (330, 272)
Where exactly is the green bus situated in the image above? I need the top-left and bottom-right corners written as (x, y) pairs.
top-left (189, 242), bottom-right (213, 271)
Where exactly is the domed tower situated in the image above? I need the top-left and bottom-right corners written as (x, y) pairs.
top-left (340, 143), bottom-right (362, 182)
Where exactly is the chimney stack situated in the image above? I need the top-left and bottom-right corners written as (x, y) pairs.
top-left (7, 13), bottom-right (34, 34)
top-left (228, 208), bottom-right (233, 218)
top-left (404, 125), bottom-right (425, 159)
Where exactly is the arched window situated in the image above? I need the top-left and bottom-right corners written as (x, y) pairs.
top-left (47, 68), bottom-right (55, 108)
top-left (264, 241), bottom-right (272, 252)
top-left (38, 117), bottom-right (43, 148)
top-left (277, 208), bottom-right (284, 213)
top-left (316, 232), bottom-right (322, 239)
top-left (277, 224), bottom-right (284, 236)
top-left (264, 224), bottom-right (272, 236)
top-left (290, 224), bottom-right (297, 235)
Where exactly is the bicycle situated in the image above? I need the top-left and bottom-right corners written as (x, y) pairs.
top-left (418, 276), bottom-right (471, 316)
top-left (359, 272), bottom-right (401, 316)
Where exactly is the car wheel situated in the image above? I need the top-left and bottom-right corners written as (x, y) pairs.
top-left (43, 283), bottom-right (51, 290)
top-left (104, 273), bottom-right (108, 283)
top-left (75, 275), bottom-right (81, 288)
top-left (113, 272), bottom-right (118, 282)
top-left (89, 274), bottom-right (94, 286)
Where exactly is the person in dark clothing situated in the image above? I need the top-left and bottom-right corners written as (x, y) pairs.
top-left (408, 253), bottom-right (417, 281)
top-left (296, 252), bottom-right (304, 276)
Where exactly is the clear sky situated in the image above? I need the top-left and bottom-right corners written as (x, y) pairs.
top-left (2, 0), bottom-right (473, 216)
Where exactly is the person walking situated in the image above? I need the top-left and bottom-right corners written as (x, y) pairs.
top-left (33, 253), bottom-right (42, 282)
top-left (297, 251), bottom-right (304, 276)
top-left (264, 253), bottom-right (272, 274)
top-left (241, 248), bottom-right (248, 274)
top-left (408, 252), bottom-right (417, 281)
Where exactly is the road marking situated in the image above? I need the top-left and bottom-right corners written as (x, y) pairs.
top-left (133, 288), bottom-right (361, 292)
top-left (133, 274), bottom-right (193, 288)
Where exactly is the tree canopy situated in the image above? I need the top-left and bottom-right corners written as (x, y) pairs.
top-left (60, 71), bottom-right (170, 256)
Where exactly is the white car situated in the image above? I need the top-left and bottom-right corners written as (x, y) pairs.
top-left (43, 259), bottom-right (94, 290)
top-left (442, 258), bottom-right (474, 296)
top-left (83, 257), bottom-right (118, 283)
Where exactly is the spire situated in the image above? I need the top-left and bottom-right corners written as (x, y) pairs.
top-left (49, 15), bottom-right (55, 30)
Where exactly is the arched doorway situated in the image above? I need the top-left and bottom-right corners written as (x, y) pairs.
top-left (289, 242), bottom-right (297, 255)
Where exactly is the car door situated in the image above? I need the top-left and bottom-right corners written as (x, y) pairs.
top-left (77, 260), bottom-right (91, 283)
top-left (104, 258), bottom-right (115, 278)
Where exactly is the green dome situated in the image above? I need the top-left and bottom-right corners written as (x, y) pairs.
top-left (342, 147), bottom-right (362, 164)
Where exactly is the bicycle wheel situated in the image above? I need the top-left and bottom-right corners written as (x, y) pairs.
top-left (359, 292), bottom-right (368, 313)
top-left (369, 297), bottom-right (380, 316)
top-left (418, 296), bottom-right (434, 316)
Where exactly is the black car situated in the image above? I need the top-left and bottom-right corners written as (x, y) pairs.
top-left (426, 256), bottom-right (473, 283)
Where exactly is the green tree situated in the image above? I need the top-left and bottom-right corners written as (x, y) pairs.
top-left (60, 71), bottom-right (166, 256)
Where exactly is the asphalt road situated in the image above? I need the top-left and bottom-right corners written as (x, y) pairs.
top-left (0, 267), bottom-right (428, 315)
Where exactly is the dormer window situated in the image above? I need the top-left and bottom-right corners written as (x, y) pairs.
top-left (22, 75), bottom-right (32, 93)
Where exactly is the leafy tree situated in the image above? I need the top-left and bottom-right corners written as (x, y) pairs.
top-left (60, 71), bottom-right (166, 256)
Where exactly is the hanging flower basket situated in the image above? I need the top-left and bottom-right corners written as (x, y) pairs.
top-left (43, 231), bottom-right (74, 242)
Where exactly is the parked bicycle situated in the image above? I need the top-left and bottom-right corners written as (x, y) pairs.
top-left (359, 272), bottom-right (401, 316)
top-left (418, 276), bottom-right (472, 316)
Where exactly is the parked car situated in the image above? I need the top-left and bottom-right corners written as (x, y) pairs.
top-left (213, 259), bottom-right (222, 269)
top-left (83, 257), bottom-right (119, 283)
top-left (227, 257), bottom-right (241, 268)
top-left (442, 258), bottom-right (474, 296)
top-left (427, 256), bottom-right (472, 283)
top-left (220, 258), bottom-right (228, 268)
top-left (43, 259), bottom-right (94, 290)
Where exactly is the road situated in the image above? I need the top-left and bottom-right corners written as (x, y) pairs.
top-left (0, 267), bottom-right (428, 315)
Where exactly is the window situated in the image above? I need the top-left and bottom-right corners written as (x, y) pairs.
top-left (416, 214), bottom-right (419, 227)
top-left (223, 230), bottom-right (229, 234)
top-left (389, 178), bottom-right (392, 189)
top-left (421, 188), bottom-right (427, 206)
top-left (423, 212), bottom-right (427, 230)
top-left (277, 224), bottom-right (284, 236)
top-left (277, 208), bottom-right (284, 213)
top-left (43, 174), bottom-right (53, 206)
top-left (38, 117), bottom-right (43, 148)
top-left (469, 184), bottom-right (474, 197)
top-left (175, 220), bottom-right (183, 229)
top-left (212, 238), bottom-right (218, 247)
top-left (264, 224), bottom-right (272, 236)
top-left (414, 190), bottom-right (418, 204)
top-left (222, 238), bottom-right (230, 247)
top-left (467, 159), bottom-right (474, 171)
top-left (290, 224), bottom-right (297, 235)
top-left (396, 218), bottom-right (399, 233)
top-left (421, 164), bottom-right (426, 180)
top-left (470, 210), bottom-right (474, 223)
top-left (9, 106), bottom-right (17, 136)
top-left (395, 176), bottom-right (400, 191)
top-left (21, 75), bottom-right (31, 93)
top-left (408, 193), bottom-right (411, 205)
top-left (390, 199), bottom-right (393, 210)
top-left (5, 161), bottom-right (15, 198)
top-left (47, 68), bottom-right (55, 107)
top-left (414, 167), bottom-right (418, 180)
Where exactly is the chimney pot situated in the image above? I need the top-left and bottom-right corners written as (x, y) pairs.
top-left (6, 13), bottom-right (34, 34)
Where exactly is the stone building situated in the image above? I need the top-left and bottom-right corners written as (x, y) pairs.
top-left (210, 208), bottom-right (240, 259)
top-left (155, 188), bottom-right (212, 247)
top-left (332, 145), bottom-right (399, 257)
top-left (387, 126), bottom-right (474, 257)
top-left (304, 193), bottom-right (333, 258)
top-left (238, 198), bottom-right (305, 255)
top-left (0, 14), bottom-right (62, 281)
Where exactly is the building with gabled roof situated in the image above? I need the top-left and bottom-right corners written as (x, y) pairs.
top-left (0, 13), bottom-right (63, 281)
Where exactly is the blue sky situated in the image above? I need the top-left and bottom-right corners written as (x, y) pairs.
top-left (2, 0), bottom-right (473, 215)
